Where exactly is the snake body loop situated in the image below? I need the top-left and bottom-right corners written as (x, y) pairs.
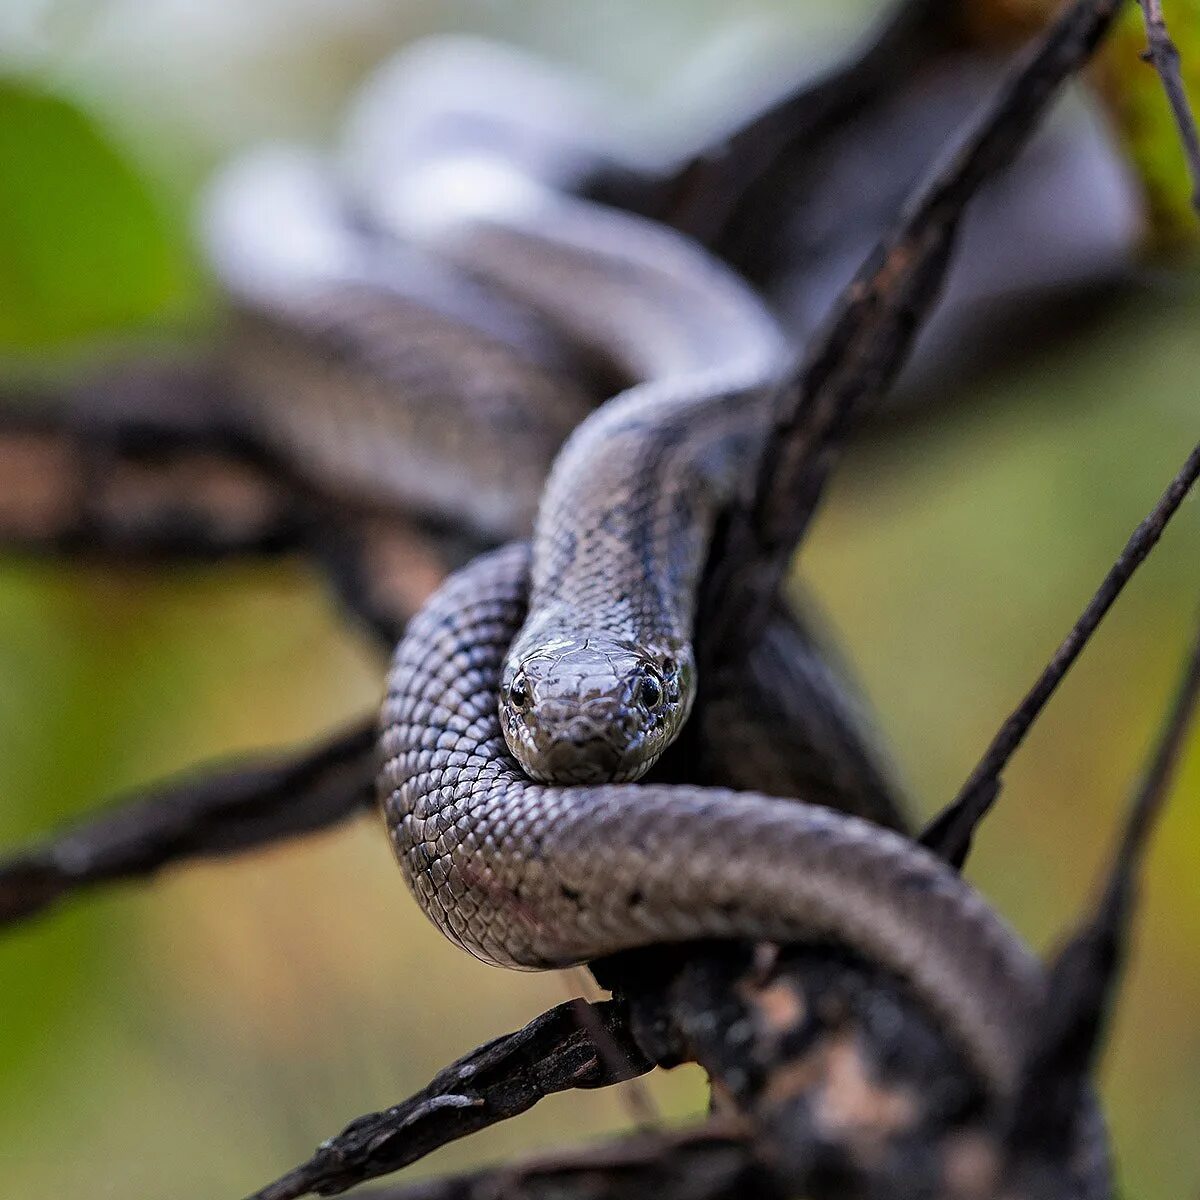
top-left (359, 67), bottom-right (1049, 1109)
top-left (355, 147), bottom-right (793, 781)
top-left (202, 147), bottom-right (596, 539)
top-left (380, 544), bottom-right (1044, 1096)
top-left (202, 134), bottom-right (909, 829)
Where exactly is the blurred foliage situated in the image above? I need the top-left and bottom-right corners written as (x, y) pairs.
top-left (0, 77), bottom-right (194, 350)
top-left (959, 0), bottom-right (1200, 249)
top-left (1094, 0), bottom-right (1200, 249)
top-left (0, 3), bottom-right (1198, 1200)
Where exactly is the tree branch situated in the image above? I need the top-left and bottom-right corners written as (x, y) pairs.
top-left (1136, 0), bottom-right (1200, 216)
top-left (345, 1125), bottom-right (759, 1200)
top-left (709, 0), bottom-right (1126, 645)
top-left (1007, 597), bottom-right (1200, 1159)
top-left (0, 721), bottom-right (377, 927)
top-left (921, 438), bottom-right (1200, 868)
top-left (0, 373), bottom-right (313, 561)
top-left (246, 998), bottom-right (653, 1200)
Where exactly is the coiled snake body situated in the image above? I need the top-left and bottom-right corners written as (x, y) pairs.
top-left (359, 130), bottom-right (1048, 1101)
top-left (206, 62), bottom-right (1052, 1110)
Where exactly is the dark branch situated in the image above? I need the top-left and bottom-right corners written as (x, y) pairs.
top-left (1112, 610), bottom-right (1200, 874)
top-left (0, 368), bottom-right (467, 650)
top-left (1137, 0), bottom-right (1200, 216)
top-left (1007, 599), bottom-right (1200, 1158)
top-left (648, 0), bottom-right (961, 248)
top-left (0, 364), bottom-right (314, 561)
top-left (712, 0), bottom-right (1126, 650)
top-left (0, 721), bottom-right (377, 928)
top-left (921, 438), bottom-right (1200, 868)
top-left (345, 1125), bottom-right (759, 1200)
top-left (246, 998), bottom-right (653, 1200)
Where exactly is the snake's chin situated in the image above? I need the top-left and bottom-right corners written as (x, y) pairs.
top-left (521, 752), bottom-right (657, 787)
top-left (499, 714), bottom-right (661, 785)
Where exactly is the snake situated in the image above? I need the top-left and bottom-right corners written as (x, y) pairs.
top-left (201, 56), bottom-right (1076, 1126)
top-left (201, 135), bottom-right (908, 828)
top-left (340, 94), bottom-right (1063, 1112)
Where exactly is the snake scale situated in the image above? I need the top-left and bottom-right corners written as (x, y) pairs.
top-left (204, 44), bottom-right (1066, 1119)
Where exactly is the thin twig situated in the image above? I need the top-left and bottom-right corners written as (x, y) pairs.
top-left (1107, 596), bottom-right (1200, 897)
top-left (1008, 599), bottom-right (1200, 1147)
top-left (922, 439), bottom-right (1200, 868)
top-left (1137, 0), bottom-right (1200, 216)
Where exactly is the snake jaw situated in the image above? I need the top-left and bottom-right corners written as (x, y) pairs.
top-left (498, 640), bottom-right (693, 784)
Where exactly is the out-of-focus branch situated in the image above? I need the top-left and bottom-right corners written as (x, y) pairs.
top-left (1136, 0), bottom-right (1200, 215)
top-left (0, 722), bottom-right (377, 927)
top-left (649, 0), bottom-right (962, 248)
top-left (345, 1125), bottom-right (760, 1200)
top-left (246, 999), bottom-right (653, 1200)
top-left (0, 365), bottom-right (313, 561)
top-left (709, 0), bottom-right (1126, 644)
top-left (1007, 598), bottom-right (1200, 1158)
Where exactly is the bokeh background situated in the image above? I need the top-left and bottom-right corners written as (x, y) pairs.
top-left (1, 2), bottom-right (1198, 1197)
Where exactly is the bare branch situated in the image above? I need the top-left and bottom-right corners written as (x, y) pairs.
top-left (246, 998), bottom-right (653, 1200)
top-left (0, 722), bottom-right (377, 927)
top-left (652, 0), bottom-right (959, 248)
top-left (709, 0), bottom-right (1127, 651)
top-left (346, 1125), bottom-right (759, 1200)
top-left (922, 438), bottom-right (1200, 868)
top-left (1008, 599), bottom-right (1200, 1156)
top-left (1137, 0), bottom-right (1200, 216)
top-left (0, 374), bottom-right (313, 561)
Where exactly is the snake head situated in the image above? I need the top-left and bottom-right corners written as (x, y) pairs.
top-left (499, 639), bottom-right (694, 784)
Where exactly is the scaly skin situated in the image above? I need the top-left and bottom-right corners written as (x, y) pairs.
top-left (380, 544), bottom-right (1044, 1098)
top-left (202, 147), bottom-right (595, 540)
top-left (351, 139), bottom-right (795, 784)
top-left (196, 141), bottom-right (910, 832)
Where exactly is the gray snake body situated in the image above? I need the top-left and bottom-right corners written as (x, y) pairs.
top-left (208, 59), bottom-right (1055, 1109)
top-left (380, 543), bottom-right (1043, 1096)
top-left (355, 147), bottom-right (793, 782)
top-left (361, 127), bottom-right (1051, 1102)
top-left (201, 140), bottom-right (910, 830)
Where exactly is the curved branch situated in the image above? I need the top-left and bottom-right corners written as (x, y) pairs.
top-left (247, 998), bottom-right (653, 1200)
top-left (0, 721), bottom-right (377, 927)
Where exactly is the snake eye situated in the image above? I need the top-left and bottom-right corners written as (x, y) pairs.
top-left (507, 672), bottom-right (531, 712)
top-left (636, 669), bottom-right (664, 710)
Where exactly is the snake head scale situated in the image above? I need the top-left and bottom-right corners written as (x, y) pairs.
top-left (499, 638), bottom-right (695, 784)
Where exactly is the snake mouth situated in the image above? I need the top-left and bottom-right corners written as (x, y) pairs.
top-left (500, 703), bottom-right (659, 784)
top-left (529, 752), bottom-right (630, 786)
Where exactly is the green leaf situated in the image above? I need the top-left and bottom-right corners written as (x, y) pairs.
top-left (0, 77), bottom-right (189, 349)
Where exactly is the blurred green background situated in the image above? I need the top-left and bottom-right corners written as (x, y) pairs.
top-left (1, 2), bottom-right (1198, 1197)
